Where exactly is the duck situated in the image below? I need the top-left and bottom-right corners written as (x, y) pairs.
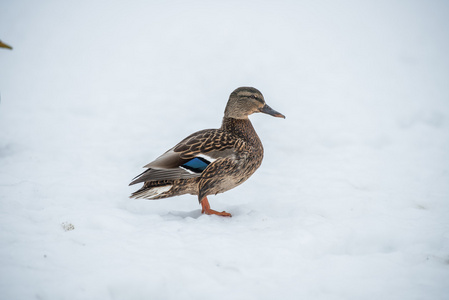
top-left (129, 87), bottom-right (285, 217)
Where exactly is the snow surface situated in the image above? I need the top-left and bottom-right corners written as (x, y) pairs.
top-left (1, 0), bottom-right (449, 299)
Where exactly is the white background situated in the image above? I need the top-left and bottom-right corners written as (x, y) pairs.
top-left (1, 1), bottom-right (448, 299)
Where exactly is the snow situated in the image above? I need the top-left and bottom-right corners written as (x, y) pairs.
top-left (1, 0), bottom-right (449, 299)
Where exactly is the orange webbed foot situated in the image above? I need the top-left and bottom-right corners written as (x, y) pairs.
top-left (200, 197), bottom-right (232, 217)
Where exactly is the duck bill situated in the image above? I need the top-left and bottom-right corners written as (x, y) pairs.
top-left (0, 41), bottom-right (13, 50)
top-left (259, 104), bottom-right (285, 119)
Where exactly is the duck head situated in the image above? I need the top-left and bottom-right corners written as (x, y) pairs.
top-left (224, 87), bottom-right (285, 119)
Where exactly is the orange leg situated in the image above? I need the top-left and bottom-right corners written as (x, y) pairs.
top-left (201, 197), bottom-right (232, 217)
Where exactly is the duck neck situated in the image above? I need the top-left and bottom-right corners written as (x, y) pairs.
top-left (221, 117), bottom-right (261, 145)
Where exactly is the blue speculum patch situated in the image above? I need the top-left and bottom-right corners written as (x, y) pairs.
top-left (181, 157), bottom-right (210, 173)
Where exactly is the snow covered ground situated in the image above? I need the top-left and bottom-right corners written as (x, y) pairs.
top-left (1, 0), bottom-right (449, 299)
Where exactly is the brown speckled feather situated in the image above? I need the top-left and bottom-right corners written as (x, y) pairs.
top-left (130, 118), bottom-right (261, 202)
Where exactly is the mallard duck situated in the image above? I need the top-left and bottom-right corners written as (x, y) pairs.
top-left (129, 87), bottom-right (285, 217)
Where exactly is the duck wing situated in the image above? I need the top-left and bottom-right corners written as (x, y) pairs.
top-left (129, 129), bottom-right (240, 185)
